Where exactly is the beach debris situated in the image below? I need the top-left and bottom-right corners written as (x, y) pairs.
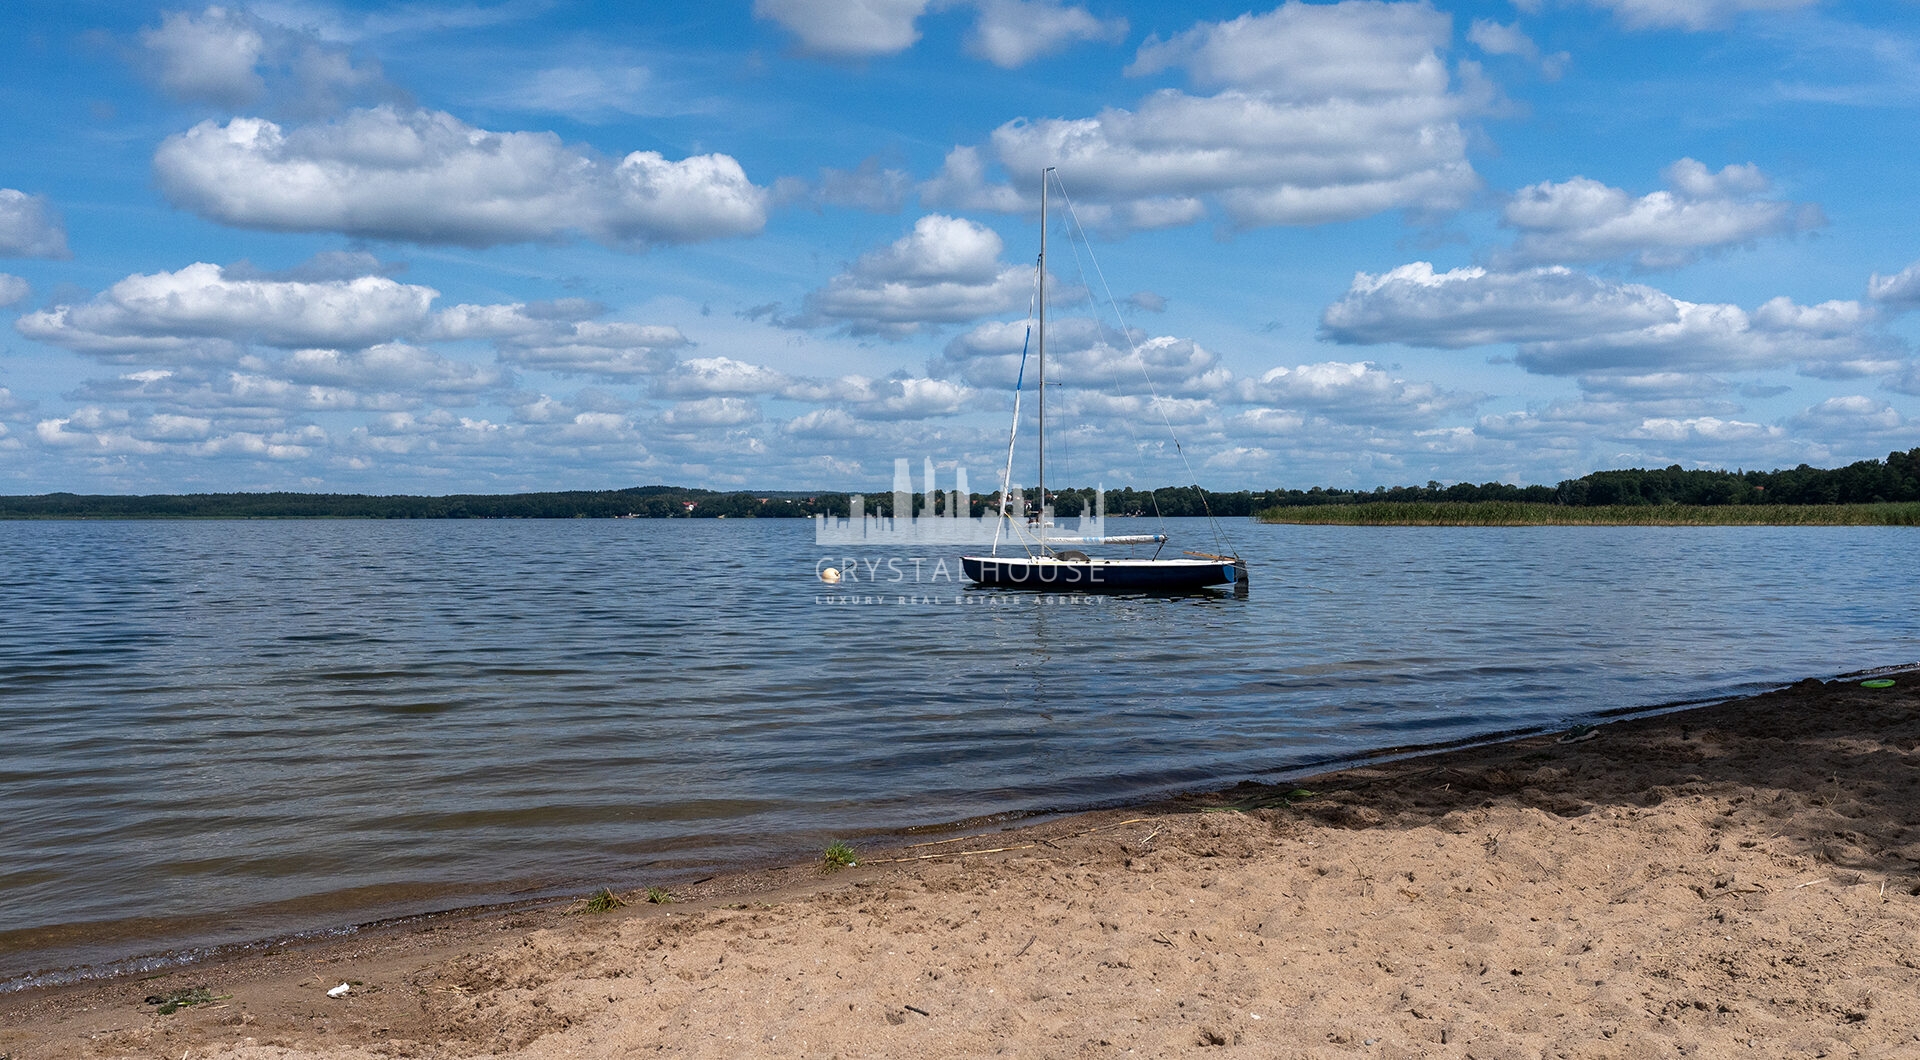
top-left (1202, 789), bottom-right (1316, 813)
top-left (1558, 724), bottom-right (1599, 743)
top-left (145, 986), bottom-right (228, 1014)
top-left (821, 840), bottom-right (858, 872)
top-left (1861, 678), bottom-right (1896, 688)
top-left (904, 1004), bottom-right (931, 1017)
top-left (327, 983), bottom-right (351, 998)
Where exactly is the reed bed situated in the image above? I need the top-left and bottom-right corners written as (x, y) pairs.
top-left (1254, 501), bottom-right (1920, 526)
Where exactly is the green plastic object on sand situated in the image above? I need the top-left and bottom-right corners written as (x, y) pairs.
top-left (1861, 679), bottom-right (1896, 688)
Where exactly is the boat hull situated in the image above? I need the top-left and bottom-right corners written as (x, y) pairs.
top-left (961, 554), bottom-right (1244, 591)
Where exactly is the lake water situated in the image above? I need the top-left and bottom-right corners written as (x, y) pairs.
top-left (2, 517), bottom-right (1915, 985)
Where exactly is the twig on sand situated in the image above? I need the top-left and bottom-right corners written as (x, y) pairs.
top-left (907, 834), bottom-right (995, 849)
top-left (1077, 817), bottom-right (1153, 835)
top-left (905, 1004), bottom-right (931, 1017)
top-left (1794, 877), bottom-right (1829, 889)
top-left (1013, 935), bottom-right (1038, 958)
top-left (865, 844), bottom-right (1036, 864)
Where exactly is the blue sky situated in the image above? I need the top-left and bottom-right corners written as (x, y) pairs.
top-left (1, 0), bottom-right (1916, 495)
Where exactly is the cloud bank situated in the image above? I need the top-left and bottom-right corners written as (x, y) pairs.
top-left (924, 0), bottom-right (1486, 231)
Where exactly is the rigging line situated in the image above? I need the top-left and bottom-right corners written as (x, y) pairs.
top-left (1043, 174), bottom-right (1170, 539)
top-left (1051, 173), bottom-right (1235, 556)
top-left (1051, 175), bottom-right (1221, 552)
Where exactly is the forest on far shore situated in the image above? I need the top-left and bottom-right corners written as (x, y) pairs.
top-left (1, 448), bottom-right (1915, 520)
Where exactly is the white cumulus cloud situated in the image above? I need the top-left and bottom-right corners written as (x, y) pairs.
top-left (0, 189), bottom-right (71, 259)
top-left (154, 106), bottom-right (768, 248)
top-left (1516, 297), bottom-right (1896, 377)
top-left (1501, 159), bottom-right (1822, 269)
top-left (660, 397), bottom-right (763, 428)
top-left (1246, 361), bottom-right (1484, 425)
top-left (939, 317), bottom-right (1230, 396)
top-left (1577, 0), bottom-right (1817, 32)
top-left (1467, 19), bottom-right (1567, 78)
top-left (430, 298), bottom-right (691, 379)
top-left (16, 262), bottom-right (437, 358)
top-left (786, 214), bottom-right (1032, 337)
top-left (1867, 259), bottom-right (1920, 309)
top-left (966, 0), bottom-right (1127, 68)
top-left (142, 6), bottom-right (267, 106)
top-left (1789, 394), bottom-right (1906, 433)
top-left (1627, 415), bottom-right (1783, 444)
top-left (857, 376), bottom-right (974, 418)
top-left (494, 321), bottom-right (692, 379)
top-left (1321, 263), bottom-right (1679, 348)
top-left (140, 5), bottom-right (389, 115)
top-left (280, 342), bottom-right (504, 394)
top-left (1129, 1), bottom-right (1451, 97)
top-left (654, 357), bottom-right (794, 398)
top-left (1321, 261), bottom-right (1905, 380)
top-left (754, 0), bottom-right (1124, 64)
top-left (753, 0), bottom-right (932, 58)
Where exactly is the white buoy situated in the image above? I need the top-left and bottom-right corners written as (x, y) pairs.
top-left (820, 567), bottom-right (841, 584)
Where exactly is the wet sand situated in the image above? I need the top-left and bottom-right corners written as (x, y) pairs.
top-left (4, 671), bottom-right (1918, 1059)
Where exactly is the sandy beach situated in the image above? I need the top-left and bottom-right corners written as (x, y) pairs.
top-left (4, 670), bottom-right (1917, 1059)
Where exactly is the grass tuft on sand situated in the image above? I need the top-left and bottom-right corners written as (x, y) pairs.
top-left (579, 887), bottom-right (626, 914)
top-left (820, 841), bottom-right (857, 872)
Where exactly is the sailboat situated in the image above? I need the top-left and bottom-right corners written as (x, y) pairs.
top-left (961, 169), bottom-right (1249, 592)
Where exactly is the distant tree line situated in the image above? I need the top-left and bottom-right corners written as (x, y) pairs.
top-left (2, 448), bottom-right (1914, 518)
top-left (1027, 447), bottom-right (1920, 514)
top-left (1253, 447), bottom-right (1920, 509)
top-left (0, 486), bottom-right (853, 520)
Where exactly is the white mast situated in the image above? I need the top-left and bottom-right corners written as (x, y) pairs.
top-left (1038, 167), bottom-right (1050, 551)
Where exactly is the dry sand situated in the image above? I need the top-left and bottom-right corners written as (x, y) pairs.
top-left (5, 672), bottom-right (1919, 1059)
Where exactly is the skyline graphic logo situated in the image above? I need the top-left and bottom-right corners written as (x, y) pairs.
top-left (811, 457), bottom-right (1108, 546)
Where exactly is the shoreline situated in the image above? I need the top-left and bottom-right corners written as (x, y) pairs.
top-left (0, 679), bottom-right (1817, 997)
top-left (6, 667), bottom-right (1919, 1057)
top-left (1256, 501), bottom-right (1920, 526)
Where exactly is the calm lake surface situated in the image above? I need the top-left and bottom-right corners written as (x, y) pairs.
top-left (2, 517), bottom-right (1915, 983)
